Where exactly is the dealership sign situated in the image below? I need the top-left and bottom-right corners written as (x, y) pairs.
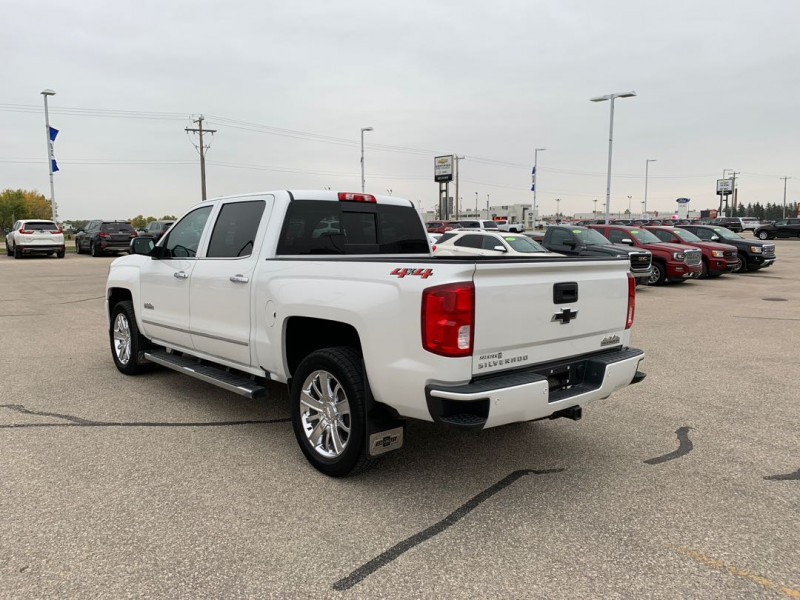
top-left (434, 155), bottom-right (454, 182)
top-left (716, 179), bottom-right (733, 195)
top-left (676, 197), bottom-right (691, 204)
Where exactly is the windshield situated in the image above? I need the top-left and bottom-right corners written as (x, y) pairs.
top-left (673, 228), bottom-right (702, 243)
top-left (24, 221), bottom-right (58, 231)
top-left (576, 228), bottom-right (611, 245)
top-left (629, 229), bottom-right (661, 244)
top-left (504, 235), bottom-right (547, 253)
top-left (712, 227), bottom-right (743, 240)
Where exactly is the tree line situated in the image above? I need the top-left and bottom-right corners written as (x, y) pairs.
top-left (1, 188), bottom-right (175, 230)
top-left (729, 201), bottom-right (798, 220)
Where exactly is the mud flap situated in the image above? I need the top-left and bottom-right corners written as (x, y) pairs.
top-left (363, 361), bottom-right (406, 458)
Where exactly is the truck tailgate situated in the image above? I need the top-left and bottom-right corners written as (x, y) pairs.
top-left (471, 258), bottom-right (630, 375)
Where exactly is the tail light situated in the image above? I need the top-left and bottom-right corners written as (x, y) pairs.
top-left (626, 272), bottom-right (635, 329)
top-left (50, 228), bottom-right (62, 234)
top-left (338, 192), bottom-right (376, 203)
top-left (98, 232), bottom-right (110, 239)
top-left (19, 229), bottom-right (33, 234)
top-left (431, 245), bottom-right (437, 251)
top-left (422, 282), bottom-right (474, 357)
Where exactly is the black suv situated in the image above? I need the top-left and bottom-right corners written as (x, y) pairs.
top-left (754, 218), bottom-right (800, 240)
top-left (709, 217), bottom-right (744, 232)
top-left (138, 220), bottom-right (174, 243)
top-left (75, 220), bottom-right (138, 256)
top-left (680, 224), bottom-right (776, 272)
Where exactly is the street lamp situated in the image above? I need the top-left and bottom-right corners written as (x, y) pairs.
top-left (533, 147), bottom-right (546, 228)
top-left (627, 195), bottom-right (632, 215)
top-left (590, 91), bottom-right (637, 224)
top-left (360, 126), bottom-right (373, 193)
top-left (644, 159), bottom-right (656, 215)
top-left (782, 177), bottom-right (792, 218)
top-left (41, 89), bottom-right (57, 222)
top-left (593, 198), bottom-right (598, 217)
top-left (475, 191), bottom-right (478, 215)
top-left (555, 198), bottom-right (561, 220)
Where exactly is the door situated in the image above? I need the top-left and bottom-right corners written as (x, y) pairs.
top-left (139, 206), bottom-right (214, 348)
top-left (189, 198), bottom-right (271, 366)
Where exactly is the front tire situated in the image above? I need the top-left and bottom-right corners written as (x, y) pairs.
top-left (110, 301), bottom-right (149, 375)
top-left (290, 347), bottom-right (371, 477)
top-left (647, 261), bottom-right (666, 286)
top-left (700, 259), bottom-right (709, 279)
top-left (757, 230), bottom-right (770, 240)
top-left (733, 253), bottom-right (748, 273)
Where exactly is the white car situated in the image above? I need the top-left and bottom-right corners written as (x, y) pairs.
top-left (5, 219), bottom-right (65, 259)
top-left (433, 230), bottom-right (562, 257)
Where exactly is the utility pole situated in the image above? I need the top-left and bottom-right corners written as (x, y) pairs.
top-left (486, 194), bottom-right (490, 219)
top-left (475, 191), bottom-right (478, 216)
top-left (781, 176), bottom-right (792, 218)
top-left (454, 155), bottom-right (465, 219)
top-left (728, 171), bottom-right (740, 216)
top-left (185, 115), bottom-right (217, 200)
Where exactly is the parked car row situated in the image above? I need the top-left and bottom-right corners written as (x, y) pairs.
top-left (521, 223), bottom-right (775, 285)
top-left (5, 219), bottom-right (176, 259)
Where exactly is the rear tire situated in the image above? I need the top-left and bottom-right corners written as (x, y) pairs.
top-left (110, 301), bottom-right (149, 375)
top-left (14, 245), bottom-right (21, 259)
top-left (75, 240), bottom-right (82, 254)
top-left (56, 250), bottom-right (65, 258)
top-left (290, 347), bottom-right (371, 477)
top-left (91, 242), bottom-right (100, 257)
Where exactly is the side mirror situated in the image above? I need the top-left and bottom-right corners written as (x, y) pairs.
top-left (492, 245), bottom-right (508, 252)
top-left (711, 235), bottom-right (719, 241)
top-left (130, 237), bottom-right (155, 256)
top-left (75, 230), bottom-right (84, 235)
top-left (621, 238), bottom-right (634, 245)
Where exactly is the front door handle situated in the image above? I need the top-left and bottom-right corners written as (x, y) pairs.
top-left (230, 274), bottom-right (250, 284)
top-left (174, 271), bottom-right (189, 279)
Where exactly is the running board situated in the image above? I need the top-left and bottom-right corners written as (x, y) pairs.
top-left (144, 350), bottom-right (266, 399)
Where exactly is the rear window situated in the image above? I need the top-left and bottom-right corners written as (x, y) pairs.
top-left (276, 200), bottom-right (428, 255)
top-left (483, 221), bottom-right (498, 229)
top-left (101, 223), bottom-right (133, 233)
top-left (24, 221), bottom-right (58, 231)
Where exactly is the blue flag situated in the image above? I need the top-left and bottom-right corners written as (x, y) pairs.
top-left (49, 126), bottom-right (59, 172)
top-left (530, 165), bottom-right (536, 191)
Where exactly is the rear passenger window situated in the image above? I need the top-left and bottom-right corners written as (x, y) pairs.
top-left (207, 201), bottom-right (266, 258)
top-left (454, 235), bottom-right (484, 249)
top-left (276, 200), bottom-right (427, 255)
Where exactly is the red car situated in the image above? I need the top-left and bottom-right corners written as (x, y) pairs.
top-left (645, 226), bottom-right (737, 278)
top-left (589, 224), bottom-right (702, 285)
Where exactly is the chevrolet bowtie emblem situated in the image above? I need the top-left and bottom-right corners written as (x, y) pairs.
top-left (552, 308), bottom-right (578, 324)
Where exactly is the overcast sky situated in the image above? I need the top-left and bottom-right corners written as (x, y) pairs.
top-left (3, 0), bottom-right (799, 221)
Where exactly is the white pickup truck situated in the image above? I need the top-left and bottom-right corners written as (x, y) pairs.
top-left (106, 190), bottom-right (645, 476)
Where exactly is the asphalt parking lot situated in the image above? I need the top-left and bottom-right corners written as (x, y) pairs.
top-left (1, 239), bottom-right (798, 599)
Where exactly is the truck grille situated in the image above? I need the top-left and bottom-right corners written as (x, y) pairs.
top-left (684, 249), bottom-right (702, 266)
top-left (629, 252), bottom-right (652, 272)
top-left (763, 244), bottom-right (776, 258)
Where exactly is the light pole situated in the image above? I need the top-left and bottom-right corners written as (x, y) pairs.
top-left (454, 155), bottom-right (465, 218)
top-left (475, 191), bottom-right (478, 216)
top-left (533, 147), bottom-right (546, 229)
top-left (486, 194), bottom-right (490, 219)
top-left (360, 127), bottom-right (373, 193)
top-left (593, 198), bottom-right (598, 217)
top-left (555, 198), bottom-right (561, 220)
top-left (644, 159), bottom-right (656, 215)
top-left (627, 195), bottom-right (632, 216)
top-left (781, 176), bottom-right (792, 218)
top-left (590, 91), bottom-right (637, 224)
top-left (41, 89), bottom-right (57, 222)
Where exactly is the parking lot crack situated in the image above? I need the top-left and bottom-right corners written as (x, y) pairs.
top-left (644, 426), bottom-right (693, 465)
top-left (331, 468), bottom-right (564, 591)
top-left (764, 468), bottom-right (800, 481)
top-left (0, 403), bottom-right (289, 428)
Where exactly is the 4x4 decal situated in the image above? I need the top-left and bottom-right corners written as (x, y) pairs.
top-left (390, 268), bottom-right (433, 279)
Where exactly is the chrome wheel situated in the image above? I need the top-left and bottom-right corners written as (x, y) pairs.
top-left (112, 312), bottom-right (132, 365)
top-left (299, 369), bottom-right (351, 459)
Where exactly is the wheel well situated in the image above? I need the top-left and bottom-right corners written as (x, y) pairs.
top-left (107, 287), bottom-right (132, 313)
top-left (285, 317), bottom-right (362, 378)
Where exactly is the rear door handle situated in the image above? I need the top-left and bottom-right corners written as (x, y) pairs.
top-left (230, 274), bottom-right (250, 283)
top-left (174, 271), bottom-right (189, 279)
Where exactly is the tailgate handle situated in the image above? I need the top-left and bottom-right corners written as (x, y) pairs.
top-left (553, 282), bottom-right (578, 304)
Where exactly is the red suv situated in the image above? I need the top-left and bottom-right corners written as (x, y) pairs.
top-left (426, 220), bottom-right (462, 234)
top-left (589, 225), bottom-right (702, 285)
top-left (645, 226), bottom-right (737, 278)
